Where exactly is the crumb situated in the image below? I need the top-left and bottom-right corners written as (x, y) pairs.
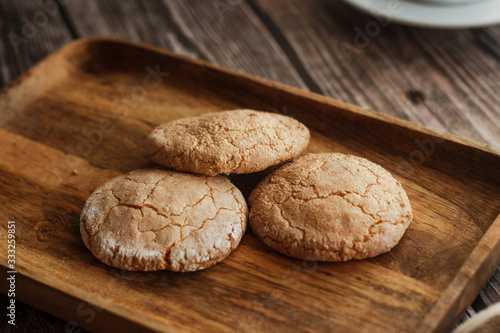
top-left (72, 169), bottom-right (79, 176)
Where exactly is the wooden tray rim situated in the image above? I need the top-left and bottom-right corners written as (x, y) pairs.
top-left (1, 37), bottom-right (500, 333)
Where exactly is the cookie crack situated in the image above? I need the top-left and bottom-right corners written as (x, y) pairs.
top-left (118, 203), bottom-right (143, 209)
top-left (353, 159), bottom-right (381, 181)
top-left (110, 189), bottom-right (122, 203)
top-left (138, 181), bottom-right (214, 233)
top-left (358, 217), bottom-right (408, 246)
top-left (290, 188), bottom-right (353, 203)
top-left (339, 163), bottom-right (357, 178)
top-left (203, 124), bottom-right (287, 136)
top-left (203, 180), bottom-right (217, 208)
top-left (279, 188), bottom-right (396, 243)
top-left (139, 205), bottom-right (185, 231)
top-left (162, 207), bottom-right (234, 267)
top-left (291, 167), bottom-right (391, 221)
top-left (142, 174), bottom-right (172, 205)
top-left (81, 219), bottom-right (93, 244)
top-left (149, 145), bottom-right (164, 158)
top-left (229, 186), bottom-right (246, 216)
top-left (301, 160), bottom-right (329, 185)
top-left (181, 208), bottom-right (234, 242)
top-left (123, 177), bottom-right (149, 186)
top-left (88, 189), bottom-right (122, 246)
top-left (337, 192), bottom-right (387, 219)
top-left (110, 242), bottom-right (120, 263)
top-left (275, 203), bottom-right (306, 240)
top-left (138, 193), bottom-right (210, 232)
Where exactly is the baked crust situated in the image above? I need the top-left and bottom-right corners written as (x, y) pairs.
top-left (249, 153), bottom-right (412, 261)
top-left (146, 110), bottom-right (310, 176)
top-left (80, 168), bottom-right (248, 272)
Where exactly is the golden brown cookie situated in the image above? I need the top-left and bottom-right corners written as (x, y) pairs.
top-left (80, 168), bottom-right (248, 272)
top-left (249, 153), bottom-right (412, 261)
top-left (146, 110), bottom-right (310, 176)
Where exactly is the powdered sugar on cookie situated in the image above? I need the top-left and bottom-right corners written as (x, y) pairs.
top-left (80, 168), bottom-right (248, 272)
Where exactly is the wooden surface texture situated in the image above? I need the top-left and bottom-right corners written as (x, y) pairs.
top-left (0, 37), bottom-right (499, 333)
top-left (0, 0), bottom-right (499, 332)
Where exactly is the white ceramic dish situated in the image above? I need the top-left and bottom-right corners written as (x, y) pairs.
top-left (342, 0), bottom-right (500, 28)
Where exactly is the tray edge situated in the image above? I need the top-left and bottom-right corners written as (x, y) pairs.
top-left (1, 36), bottom-right (500, 332)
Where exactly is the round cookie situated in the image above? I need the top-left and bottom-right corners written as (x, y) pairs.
top-left (80, 168), bottom-right (248, 272)
top-left (146, 110), bottom-right (310, 176)
top-left (248, 153), bottom-right (412, 261)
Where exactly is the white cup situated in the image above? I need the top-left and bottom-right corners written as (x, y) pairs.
top-left (413, 0), bottom-right (483, 4)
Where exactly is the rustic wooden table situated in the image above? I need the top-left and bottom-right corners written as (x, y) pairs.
top-left (1, 0), bottom-right (499, 332)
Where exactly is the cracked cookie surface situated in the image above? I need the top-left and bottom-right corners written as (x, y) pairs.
top-left (249, 153), bottom-right (412, 261)
top-left (80, 168), bottom-right (248, 272)
top-left (146, 110), bottom-right (310, 176)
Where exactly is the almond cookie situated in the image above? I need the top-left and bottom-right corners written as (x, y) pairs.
top-left (249, 153), bottom-right (412, 261)
top-left (146, 110), bottom-right (310, 176)
top-left (80, 168), bottom-right (248, 272)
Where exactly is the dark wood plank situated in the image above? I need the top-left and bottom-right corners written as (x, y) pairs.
top-left (251, 0), bottom-right (500, 149)
top-left (1, 293), bottom-right (92, 333)
top-left (60, 0), bottom-right (307, 89)
top-left (479, 272), bottom-right (500, 306)
top-left (0, 1), bottom-right (83, 332)
top-left (455, 307), bottom-right (477, 326)
top-left (164, 0), bottom-right (308, 87)
top-left (0, 1), bottom-right (73, 86)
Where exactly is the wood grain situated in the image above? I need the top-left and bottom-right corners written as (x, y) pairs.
top-left (0, 37), bottom-right (499, 333)
top-left (60, 0), bottom-right (307, 89)
top-left (252, 0), bottom-right (500, 148)
top-left (0, 1), bottom-right (72, 84)
top-left (0, 0), bottom-right (499, 331)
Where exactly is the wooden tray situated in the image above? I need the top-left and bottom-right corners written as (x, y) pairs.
top-left (1, 38), bottom-right (499, 333)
